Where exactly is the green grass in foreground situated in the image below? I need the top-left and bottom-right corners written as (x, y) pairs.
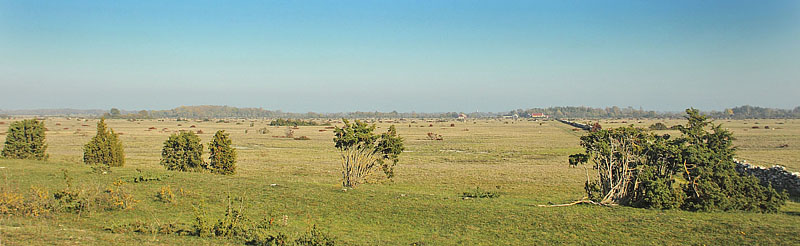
top-left (0, 118), bottom-right (799, 245)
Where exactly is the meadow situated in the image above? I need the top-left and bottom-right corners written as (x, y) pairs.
top-left (1, 117), bottom-right (799, 245)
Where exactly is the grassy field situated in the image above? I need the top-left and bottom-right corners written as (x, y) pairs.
top-left (1, 117), bottom-right (799, 245)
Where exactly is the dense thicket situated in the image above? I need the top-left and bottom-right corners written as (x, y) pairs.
top-left (269, 119), bottom-right (318, 126)
top-left (83, 118), bottom-right (125, 168)
top-left (2, 119), bottom-right (48, 160)
top-left (334, 119), bottom-right (404, 187)
top-left (208, 130), bottom-right (236, 175)
top-left (161, 131), bottom-right (205, 172)
top-left (570, 109), bottom-right (787, 212)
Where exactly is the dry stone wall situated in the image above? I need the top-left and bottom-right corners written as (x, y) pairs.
top-left (734, 159), bottom-right (800, 196)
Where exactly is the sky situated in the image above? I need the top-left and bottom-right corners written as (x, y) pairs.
top-left (1, 0), bottom-right (799, 113)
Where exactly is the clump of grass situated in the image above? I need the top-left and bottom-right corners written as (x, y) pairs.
top-left (157, 185), bottom-right (176, 204)
top-left (426, 132), bottom-right (443, 141)
top-left (461, 187), bottom-right (500, 199)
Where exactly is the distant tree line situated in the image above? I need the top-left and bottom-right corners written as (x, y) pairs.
top-left (5, 105), bottom-right (798, 119)
top-left (511, 105), bottom-right (800, 119)
top-left (707, 105), bottom-right (800, 119)
top-left (510, 106), bottom-right (665, 119)
top-left (144, 105), bottom-right (481, 119)
top-left (103, 108), bottom-right (151, 119)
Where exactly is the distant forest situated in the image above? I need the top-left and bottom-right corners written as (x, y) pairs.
top-left (2, 105), bottom-right (798, 119)
top-left (510, 105), bottom-right (800, 119)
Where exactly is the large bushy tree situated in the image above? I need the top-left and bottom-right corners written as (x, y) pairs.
top-left (678, 109), bottom-right (786, 212)
top-left (161, 131), bottom-right (205, 172)
top-left (83, 118), bottom-right (125, 168)
top-left (208, 130), bottom-right (236, 175)
top-left (570, 109), bottom-right (786, 212)
top-left (334, 119), bottom-right (404, 187)
top-left (2, 119), bottom-right (48, 160)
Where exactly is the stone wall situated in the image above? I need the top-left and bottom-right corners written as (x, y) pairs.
top-left (734, 159), bottom-right (800, 196)
top-left (556, 119), bottom-right (591, 131)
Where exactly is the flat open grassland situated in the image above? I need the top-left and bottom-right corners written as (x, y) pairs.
top-left (1, 117), bottom-right (799, 245)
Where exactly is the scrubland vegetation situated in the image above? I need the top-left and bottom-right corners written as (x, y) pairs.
top-left (1, 115), bottom-right (799, 245)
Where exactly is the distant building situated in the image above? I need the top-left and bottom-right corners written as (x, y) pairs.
top-left (530, 113), bottom-right (547, 118)
top-left (457, 113), bottom-right (468, 121)
top-left (502, 114), bottom-right (519, 120)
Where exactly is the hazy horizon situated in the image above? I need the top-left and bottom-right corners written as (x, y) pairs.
top-left (2, 1), bottom-right (799, 112)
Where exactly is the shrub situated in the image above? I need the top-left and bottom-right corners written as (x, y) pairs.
top-left (461, 187), bottom-right (500, 199)
top-left (0, 186), bottom-right (53, 217)
top-left (105, 180), bottom-right (139, 210)
top-left (648, 122), bottom-right (669, 130)
top-left (426, 132), bottom-right (443, 141)
top-left (83, 118), bottom-right (125, 169)
top-left (208, 130), bottom-right (236, 175)
top-left (2, 119), bottom-right (48, 160)
top-left (590, 122), bottom-right (602, 132)
top-left (270, 119), bottom-right (318, 127)
top-left (679, 109), bottom-right (786, 212)
top-left (334, 119), bottom-right (404, 187)
top-left (295, 225), bottom-right (336, 246)
top-left (161, 131), bottom-right (206, 172)
top-left (157, 185), bottom-right (176, 203)
top-left (284, 128), bottom-right (295, 138)
top-left (569, 108), bottom-right (787, 212)
top-left (246, 231), bottom-right (289, 246)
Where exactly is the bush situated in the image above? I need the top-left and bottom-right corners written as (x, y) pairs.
top-left (569, 109), bottom-right (787, 212)
top-left (161, 131), bottom-right (205, 172)
top-left (104, 180), bottom-right (139, 210)
top-left (295, 225), bottom-right (336, 246)
top-left (648, 122), bottom-right (669, 130)
top-left (157, 185), bottom-right (176, 204)
top-left (0, 186), bottom-right (53, 217)
top-left (208, 130), bottom-right (236, 175)
top-left (2, 119), bottom-right (48, 160)
top-left (426, 132), bottom-right (443, 141)
top-left (334, 120), bottom-right (404, 187)
top-left (270, 119), bottom-right (318, 127)
top-left (634, 167), bottom-right (685, 209)
top-left (461, 187), bottom-right (500, 199)
top-left (83, 118), bottom-right (125, 169)
top-left (679, 109), bottom-right (786, 212)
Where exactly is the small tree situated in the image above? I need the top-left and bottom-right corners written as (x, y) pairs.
top-left (2, 119), bottom-right (48, 160)
top-left (83, 118), bottom-right (125, 169)
top-left (334, 119), bottom-right (404, 187)
top-left (572, 126), bottom-right (648, 204)
top-left (161, 131), bottom-right (205, 172)
top-left (208, 130), bottom-right (236, 175)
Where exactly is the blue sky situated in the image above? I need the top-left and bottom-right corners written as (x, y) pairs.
top-left (1, 1), bottom-right (799, 112)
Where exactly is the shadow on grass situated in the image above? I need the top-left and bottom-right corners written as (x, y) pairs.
top-left (783, 211), bottom-right (800, 216)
